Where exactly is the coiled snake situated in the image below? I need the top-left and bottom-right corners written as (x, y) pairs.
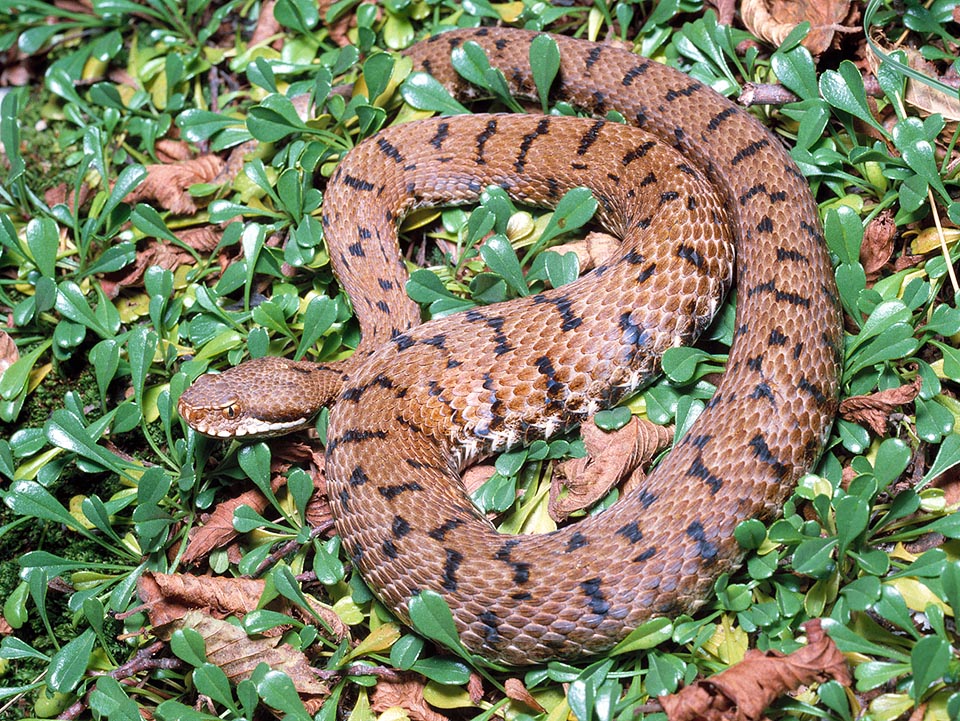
top-left (178, 28), bottom-right (843, 664)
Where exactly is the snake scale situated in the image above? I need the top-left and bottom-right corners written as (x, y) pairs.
top-left (178, 27), bottom-right (843, 664)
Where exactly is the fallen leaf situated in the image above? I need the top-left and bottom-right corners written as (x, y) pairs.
top-left (138, 571), bottom-right (348, 641)
top-left (504, 678), bottom-right (546, 713)
top-left (99, 238), bottom-right (196, 297)
top-left (839, 377), bottom-right (921, 436)
top-left (370, 673), bottom-right (450, 721)
top-left (550, 231), bottom-right (620, 273)
top-left (159, 610), bottom-right (329, 698)
top-left (125, 155), bottom-right (225, 215)
top-left (250, 0), bottom-right (282, 47)
top-left (181, 487), bottom-right (271, 565)
top-left (861, 210), bottom-right (896, 281)
top-left (182, 438), bottom-right (329, 564)
top-left (550, 417), bottom-right (673, 522)
top-left (741, 0), bottom-right (856, 55)
top-left (0, 330), bottom-right (18, 376)
top-left (658, 619), bottom-right (851, 721)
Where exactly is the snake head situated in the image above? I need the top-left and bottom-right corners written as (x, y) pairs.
top-left (177, 357), bottom-right (323, 438)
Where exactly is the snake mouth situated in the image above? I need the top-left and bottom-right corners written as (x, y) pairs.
top-left (177, 396), bottom-right (311, 438)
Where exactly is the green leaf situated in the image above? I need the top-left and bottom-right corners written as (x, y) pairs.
top-left (893, 116), bottom-right (949, 199)
top-left (193, 664), bottom-right (236, 711)
top-left (131, 203), bottom-right (180, 243)
top-left (5, 480), bottom-right (88, 533)
top-left (400, 73), bottom-right (470, 115)
top-left (411, 657), bottom-right (472, 685)
top-left (362, 51), bottom-right (394, 102)
top-left (25, 217), bottom-right (59, 278)
top-left (910, 636), bottom-right (950, 701)
top-left (823, 619), bottom-right (909, 661)
top-left (792, 536), bottom-right (837, 578)
top-left (611, 617), bottom-right (673, 655)
top-left (835, 495), bottom-right (869, 556)
top-left (127, 327), bottom-right (158, 411)
top-left (248, 95), bottom-right (310, 142)
top-left (734, 519), bottom-right (767, 550)
top-left (543, 250), bottom-right (579, 288)
top-left (89, 676), bottom-right (144, 721)
top-left (177, 108), bottom-right (244, 143)
top-left (1, 91), bottom-right (24, 185)
top-left (390, 635), bottom-right (423, 670)
top-left (771, 45), bottom-right (818, 100)
top-left (170, 628), bottom-right (208, 667)
top-left (533, 187), bottom-right (598, 254)
top-left (530, 34), bottom-right (560, 113)
top-left (479, 235), bottom-right (528, 296)
top-left (819, 61), bottom-right (884, 133)
top-left (255, 669), bottom-right (312, 721)
top-left (48, 629), bottom-right (96, 693)
top-left (593, 406), bottom-right (631, 431)
top-left (408, 589), bottom-right (466, 654)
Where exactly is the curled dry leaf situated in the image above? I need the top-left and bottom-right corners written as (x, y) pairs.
top-left (658, 619), bottom-right (851, 721)
top-left (153, 139), bottom-right (193, 163)
top-left (138, 571), bottom-right (348, 641)
top-left (370, 673), bottom-right (450, 721)
top-left (865, 47), bottom-right (960, 123)
top-left (181, 486), bottom-right (271, 564)
top-left (550, 416), bottom-right (673, 522)
top-left (125, 155), bottom-right (225, 215)
top-left (138, 571), bottom-right (268, 627)
top-left (740, 0), bottom-right (855, 55)
top-left (44, 182), bottom-right (93, 213)
top-left (161, 610), bottom-right (329, 698)
top-left (861, 209), bottom-right (896, 282)
top-left (99, 239), bottom-right (196, 297)
top-left (0, 330), bottom-right (18, 376)
top-left (550, 231), bottom-right (620, 273)
top-left (839, 376), bottom-right (922, 436)
top-left (504, 678), bottom-right (546, 713)
top-left (182, 438), bottom-right (329, 563)
top-left (249, 0), bottom-right (282, 47)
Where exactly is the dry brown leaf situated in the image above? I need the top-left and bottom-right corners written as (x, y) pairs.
top-left (550, 231), bottom-right (620, 273)
top-left (0, 330), bottom-right (18, 376)
top-left (658, 619), bottom-right (851, 721)
top-left (900, 49), bottom-right (960, 122)
top-left (467, 672), bottom-right (484, 704)
top-left (504, 678), bottom-right (546, 713)
top-left (125, 155), bottom-right (225, 215)
top-left (461, 463), bottom-right (497, 496)
top-left (550, 417), bottom-right (673, 522)
top-left (44, 182), bottom-right (93, 213)
top-left (139, 572), bottom-right (267, 626)
top-left (370, 673), bottom-right (450, 721)
top-left (161, 610), bottom-right (329, 697)
top-left (181, 487), bottom-right (271, 564)
top-left (839, 377), bottom-right (922, 435)
top-left (861, 209), bottom-right (896, 281)
top-left (99, 239), bottom-right (196, 297)
top-left (183, 438), bottom-right (329, 563)
top-left (740, 0), bottom-right (855, 55)
top-left (139, 571), bottom-right (348, 642)
top-left (153, 139), bottom-right (193, 163)
top-left (250, 0), bottom-right (282, 46)
top-left (177, 226), bottom-right (222, 253)
top-left (705, 0), bottom-right (736, 25)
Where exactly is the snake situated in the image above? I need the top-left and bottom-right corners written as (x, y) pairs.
top-left (178, 27), bottom-right (843, 665)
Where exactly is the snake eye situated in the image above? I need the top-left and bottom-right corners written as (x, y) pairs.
top-left (223, 406), bottom-right (237, 420)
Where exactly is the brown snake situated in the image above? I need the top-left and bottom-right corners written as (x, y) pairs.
top-left (178, 28), bottom-right (843, 664)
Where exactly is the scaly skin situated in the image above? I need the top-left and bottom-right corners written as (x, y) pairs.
top-left (178, 28), bottom-right (843, 664)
